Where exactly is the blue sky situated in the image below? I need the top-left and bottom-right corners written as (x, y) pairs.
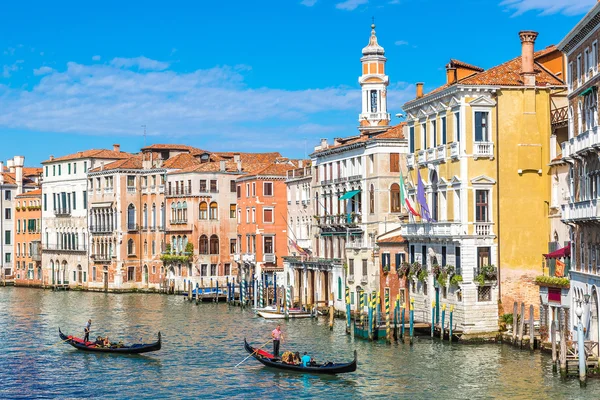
top-left (0, 0), bottom-right (596, 165)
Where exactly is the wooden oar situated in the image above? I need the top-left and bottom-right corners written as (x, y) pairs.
top-left (48, 337), bottom-right (72, 348)
top-left (235, 340), bottom-right (271, 368)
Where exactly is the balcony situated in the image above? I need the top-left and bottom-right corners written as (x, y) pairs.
top-left (91, 255), bottom-right (113, 263)
top-left (402, 222), bottom-right (464, 237)
top-left (474, 142), bottom-right (494, 159)
top-left (417, 150), bottom-right (426, 166)
top-left (103, 187), bottom-right (114, 194)
top-left (450, 142), bottom-right (459, 159)
top-left (127, 186), bottom-right (136, 194)
top-left (127, 224), bottom-right (139, 232)
top-left (169, 219), bottom-right (188, 225)
top-left (43, 244), bottom-right (87, 253)
top-left (54, 208), bottom-right (71, 217)
top-left (562, 199), bottom-right (600, 222)
top-left (551, 106), bottom-right (568, 127)
top-left (90, 226), bottom-right (113, 234)
top-left (333, 177), bottom-right (347, 184)
top-left (436, 145), bottom-right (446, 162)
top-left (158, 185), bottom-right (165, 193)
top-left (264, 253), bottom-right (276, 263)
top-left (407, 154), bottom-right (415, 169)
top-left (360, 275), bottom-right (368, 284)
top-left (426, 147), bottom-right (436, 162)
top-left (563, 126), bottom-right (600, 159)
top-left (474, 222), bottom-right (494, 236)
top-left (242, 253), bottom-right (255, 263)
top-left (167, 188), bottom-right (192, 197)
top-left (347, 274), bottom-right (355, 283)
top-left (348, 175), bottom-right (362, 182)
top-left (320, 179), bottom-right (332, 185)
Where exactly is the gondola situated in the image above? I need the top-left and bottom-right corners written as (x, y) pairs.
top-left (243, 339), bottom-right (357, 374)
top-left (58, 328), bottom-right (162, 354)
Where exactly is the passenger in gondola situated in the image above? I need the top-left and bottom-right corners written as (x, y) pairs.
top-left (293, 352), bottom-right (301, 365)
top-left (95, 336), bottom-right (104, 346)
top-left (103, 336), bottom-right (110, 347)
top-left (301, 352), bottom-right (311, 367)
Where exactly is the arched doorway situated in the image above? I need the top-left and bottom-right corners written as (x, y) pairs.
top-left (50, 260), bottom-right (55, 285)
top-left (61, 261), bottom-right (68, 284)
top-left (103, 266), bottom-right (108, 291)
top-left (143, 265), bottom-right (149, 284)
top-left (338, 277), bottom-right (342, 301)
top-left (77, 265), bottom-right (83, 284)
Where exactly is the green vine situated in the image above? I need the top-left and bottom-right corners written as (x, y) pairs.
top-left (534, 275), bottom-right (570, 288)
top-left (475, 264), bottom-right (497, 285)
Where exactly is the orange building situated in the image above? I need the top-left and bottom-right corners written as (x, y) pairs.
top-left (235, 160), bottom-right (298, 290)
top-left (13, 189), bottom-right (42, 286)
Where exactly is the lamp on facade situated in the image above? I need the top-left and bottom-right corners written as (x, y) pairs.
top-left (584, 293), bottom-right (591, 304)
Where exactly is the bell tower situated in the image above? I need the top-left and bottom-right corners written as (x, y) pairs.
top-left (358, 23), bottom-right (390, 132)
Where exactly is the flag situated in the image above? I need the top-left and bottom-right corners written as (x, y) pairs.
top-left (400, 173), bottom-right (419, 217)
top-left (555, 259), bottom-right (565, 277)
top-left (289, 239), bottom-right (308, 256)
top-left (417, 169), bottom-right (432, 222)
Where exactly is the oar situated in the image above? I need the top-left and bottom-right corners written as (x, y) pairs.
top-left (48, 337), bottom-right (72, 348)
top-left (235, 340), bottom-right (271, 368)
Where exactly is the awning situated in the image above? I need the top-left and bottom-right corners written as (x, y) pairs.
top-left (544, 243), bottom-right (571, 259)
top-left (339, 190), bottom-right (360, 200)
top-left (580, 87), bottom-right (595, 97)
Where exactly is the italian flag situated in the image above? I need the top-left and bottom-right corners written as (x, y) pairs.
top-left (400, 173), bottom-right (420, 217)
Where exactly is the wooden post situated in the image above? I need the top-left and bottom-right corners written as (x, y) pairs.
top-left (529, 304), bottom-right (535, 351)
top-left (512, 301), bottom-right (518, 345)
top-left (345, 286), bottom-right (351, 335)
top-left (409, 298), bottom-right (414, 345)
top-left (551, 310), bottom-right (557, 373)
top-left (329, 291), bottom-right (334, 330)
top-left (431, 300), bottom-right (435, 338)
top-left (440, 303), bottom-right (446, 340)
top-left (449, 305), bottom-right (454, 342)
top-left (401, 305), bottom-right (405, 341)
top-left (367, 293), bottom-right (373, 341)
top-left (519, 302), bottom-right (526, 348)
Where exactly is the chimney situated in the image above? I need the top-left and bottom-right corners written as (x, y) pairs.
top-left (320, 138), bottom-right (328, 149)
top-left (298, 160), bottom-right (303, 168)
top-left (233, 153), bottom-right (240, 163)
top-left (7, 159), bottom-right (14, 173)
top-left (446, 65), bottom-right (457, 84)
top-left (13, 155), bottom-right (24, 195)
top-left (519, 30), bottom-right (538, 86)
top-left (49, 155), bottom-right (54, 161)
top-left (220, 160), bottom-right (226, 172)
top-left (113, 144), bottom-right (121, 152)
top-left (416, 82), bottom-right (424, 99)
top-left (236, 161), bottom-right (242, 172)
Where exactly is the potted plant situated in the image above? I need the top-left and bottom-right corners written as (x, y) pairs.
top-left (475, 264), bottom-right (498, 285)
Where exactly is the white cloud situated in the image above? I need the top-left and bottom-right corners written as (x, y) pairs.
top-left (500, 0), bottom-right (596, 16)
top-left (395, 40), bottom-right (408, 46)
top-left (300, 0), bottom-right (318, 6)
top-left (336, 0), bottom-right (368, 11)
top-left (33, 66), bottom-right (54, 76)
top-left (2, 63), bottom-right (19, 78)
top-left (92, 55), bottom-right (101, 61)
top-left (110, 56), bottom-right (170, 71)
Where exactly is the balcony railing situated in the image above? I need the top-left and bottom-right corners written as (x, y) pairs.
top-left (169, 219), bottom-right (188, 225)
top-left (43, 244), bottom-right (87, 252)
top-left (347, 274), bottom-right (355, 283)
top-left (417, 150), bottom-right (426, 166)
top-left (103, 187), bottom-right (114, 194)
top-left (320, 179), bottom-right (332, 185)
top-left (474, 142), bottom-right (494, 159)
top-left (402, 222), bottom-right (464, 237)
top-left (407, 154), bottom-right (415, 169)
top-left (242, 253), bottom-right (255, 263)
top-left (127, 224), bottom-right (139, 232)
top-left (360, 275), bottom-right (369, 284)
top-left (91, 255), bottom-right (113, 262)
top-left (450, 142), bottom-right (459, 159)
top-left (436, 144), bottom-right (446, 162)
top-left (551, 106), bottom-right (568, 126)
top-left (167, 188), bottom-right (192, 196)
top-left (562, 200), bottom-right (600, 221)
top-left (348, 175), bottom-right (362, 182)
top-left (158, 185), bottom-right (165, 193)
top-left (264, 253), bottom-right (276, 263)
top-left (90, 226), bottom-right (113, 234)
top-left (127, 186), bottom-right (136, 193)
top-left (54, 208), bottom-right (71, 217)
top-left (426, 147), bottom-right (436, 162)
top-left (474, 222), bottom-right (494, 236)
top-left (563, 126), bottom-right (600, 159)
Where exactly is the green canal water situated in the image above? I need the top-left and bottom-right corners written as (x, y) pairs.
top-left (0, 288), bottom-right (597, 399)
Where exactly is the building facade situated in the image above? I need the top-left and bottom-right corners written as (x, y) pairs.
top-left (559, 2), bottom-right (600, 346)
top-left (402, 32), bottom-right (566, 335)
top-left (13, 189), bottom-right (42, 286)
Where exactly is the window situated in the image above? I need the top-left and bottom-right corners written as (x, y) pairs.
top-left (127, 204), bottom-right (135, 229)
top-left (382, 253), bottom-right (390, 271)
top-left (127, 239), bottom-right (135, 255)
top-left (455, 247), bottom-right (461, 274)
top-left (230, 239), bottom-right (236, 254)
top-left (478, 286), bottom-right (491, 302)
top-left (409, 126), bottom-right (415, 153)
top-left (593, 41), bottom-right (598, 74)
top-left (127, 267), bottom-right (135, 282)
top-left (68, 163), bottom-right (71, 174)
top-left (17, 220), bottom-right (20, 233)
top-left (236, 185), bottom-right (241, 198)
top-left (44, 194), bottom-right (47, 211)
top-left (421, 123), bottom-right (427, 149)
top-left (84, 161), bottom-right (87, 172)
top-left (127, 175), bottom-right (135, 188)
top-left (349, 259), bottom-right (354, 275)
top-left (431, 119), bottom-right (437, 147)
top-left (252, 208), bottom-right (256, 223)
top-left (475, 190), bottom-right (489, 222)
top-left (4, 190), bottom-right (11, 200)
top-left (209, 202), bottom-right (218, 219)
top-left (152, 240), bottom-right (156, 255)
top-left (199, 235), bottom-right (208, 254)
top-left (577, 54), bottom-right (582, 83)
top-left (263, 182), bottom-right (273, 196)
top-left (263, 208), bottom-right (274, 223)
top-left (199, 202), bottom-right (208, 220)
top-left (200, 264), bottom-right (207, 276)
top-left (390, 153), bottom-right (399, 172)
top-left (209, 235), bottom-right (219, 254)
top-left (83, 191), bottom-right (87, 209)
top-left (567, 62), bottom-right (573, 91)
top-left (252, 182), bottom-right (256, 196)
top-left (362, 259), bottom-right (368, 276)
top-left (72, 192), bottom-right (76, 210)
top-left (369, 185), bottom-right (375, 214)
top-left (210, 180), bottom-right (217, 192)
top-left (5, 230), bottom-right (11, 245)
top-left (477, 247), bottom-right (491, 269)
top-left (224, 263), bottom-right (231, 275)
top-left (474, 111), bottom-right (489, 142)
top-left (230, 180), bottom-right (236, 193)
top-left (53, 165), bottom-right (56, 176)
top-left (585, 48), bottom-right (590, 79)
top-left (4, 208), bottom-right (11, 220)
top-left (73, 162), bottom-right (77, 174)
top-left (210, 264), bottom-right (217, 276)
top-left (390, 183), bottom-right (400, 212)
top-left (58, 165), bottom-right (61, 175)
top-left (229, 204), bottom-right (236, 219)
top-left (441, 116), bottom-right (447, 144)
top-left (45, 166), bottom-right (48, 177)
top-left (264, 236), bottom-right (274, 254)
top-left (370, 90), bottom-right (378, 112)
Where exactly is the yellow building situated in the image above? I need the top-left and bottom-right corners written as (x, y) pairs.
top-left (401, 31), bottom-right (566, 335)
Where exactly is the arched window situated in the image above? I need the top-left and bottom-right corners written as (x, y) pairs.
top-left (171, 202), bottom-right (176, 221)
top-left (127, 204), bottom-right (135, 229)
top-left (430, 171), bottom-right (438, 220)
top-left (369, 184), bottom-right (375, 214)
top-left (128, 239), bottom-right (135, 255)
top-left (177, 202), bottom-right (182, 220)
top-left (160, 203), bottom-right (165, 229)
top-left (143, 204), bottom-right (148, 228)
top-left (152, 203), bottom-right (156, 229)
top-left (182, 235), bottom-right (188, 252)
top-left (390, 183), bottom-right (401, 213)
top-left (338, 277), bottom-right (342, 300)
top-left (209, 202), bottom-right (218, 220)
top-left (199, 202), bottom-right (208, 220)
top-left (199, 235), bottom-right (208, 254)
top-left (209, 235), bottom-right (219, 254)
top-left (144, 240), bottom-right (148, 254)
top-left (182, 201), bottom-right (188, 221)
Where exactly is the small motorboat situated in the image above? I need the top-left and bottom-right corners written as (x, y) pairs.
top-left (257, 310), bottom-right (313, 319)
top-left (58, 328), bottom-right (161, 354)
top-left (252, 305), bottom-right (277, 314)
top-left (243, 339), bottom-right (357, 374)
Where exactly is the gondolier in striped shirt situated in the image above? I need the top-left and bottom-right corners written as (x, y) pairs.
top-left (271, 325), bottom-right (283, 358)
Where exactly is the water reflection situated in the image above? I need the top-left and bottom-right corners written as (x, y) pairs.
top-left (0, 288), bottom-right (599, 399)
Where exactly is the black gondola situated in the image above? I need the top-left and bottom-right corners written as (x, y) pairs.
top-left (243, 339), bottom-right (357, 374)
top-left (58, 328), bottom-right (161, 354)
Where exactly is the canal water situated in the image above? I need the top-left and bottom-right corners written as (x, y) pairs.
top-left (0, 288), bottom-right (598, 399)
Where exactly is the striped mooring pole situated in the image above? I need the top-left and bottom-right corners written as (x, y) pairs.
top-left (259, 280), bottom-right (264, 308)
top-left (285, 285), bottom-right (291, 320)
top-left (431, 300), bottom-right (436, 338)
top-left (409, 298), bottom-right (414, 345)
top-left (376, 291), bottom-right (381, 328)
top-left (367, 293), bottom-right (373, 341)
top-left (345, 286), bottom-right (351, 335)
top-left (360, 290), bottom-right (365, 329)
top-left (440, 303), bottom-right (446, 340)
top-left (385, 290), bottom-right (391, 344)
top-left (401, 303), bottom-right (406, 340)
top-left (449, 305), bottom-right (454, 342)
top-left (394, 294), bottom-right (400, 341)
top-left (372, 292), bottom-right (377, 340)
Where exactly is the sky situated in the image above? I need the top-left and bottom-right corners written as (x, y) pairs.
top-left (0, 0), bottom-right (596, 166)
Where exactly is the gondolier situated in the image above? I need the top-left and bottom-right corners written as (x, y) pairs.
top-left (84, 319), bottom-right (91, 342)
top-left (271, 325), bottom-right (283, 358)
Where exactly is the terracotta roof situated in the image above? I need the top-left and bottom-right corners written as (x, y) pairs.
top-left (23, 167), bottom-right (42, 177)
top-left (448, 59), bottom-right (484, 72)
top-left (141, 144), bottom-right (207, 154)
top-left (162, 153), bottom-right (202, 169)
top-left (376, 122), bottom-right (406, 139)
top-left (89, 155), bottom-right (144, 172)
top-left (43, 149), bottom-right (130, 164)
top-left (16, 188), bottom-right (42, 197)
top-left (313, 123), bottom-right (405, 155)
top-left (1, 172), bottom-right (36, 186)
top-left (413, 46), bottom-right (564, 103)
top-left (377, 234), bottom-right (406, 244)
top-left (254, 162), bottom-right (297, 177)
